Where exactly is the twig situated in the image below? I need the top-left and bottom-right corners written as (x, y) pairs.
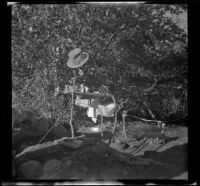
top-left (37, 121), bottom-right (57, 144)
top-left (127, 114), bottom-right (160, 123)
top-left (127, 113), bottom-right (187, 124)
top-left (78, 21), bottom-right (84, 40)
top-left (171, 64), bottom-right (186, 78)
top-left (173, 70), bottom-right (187, 78)
top-left (95, 22), bottom-right (128, 58)
top-left (104, 32), bottom-right (118, 49)
top-left (143, 77), bottom-right (158, 93)
top-left (130, 138), bottom-right (149, 155)
top-left (122, 111), bottom-right (127, 139)
top-left (143, 102), bottom-right (156, 120)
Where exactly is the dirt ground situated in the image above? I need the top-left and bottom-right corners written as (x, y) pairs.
top-left (12, 121), bottom-right (188, 180)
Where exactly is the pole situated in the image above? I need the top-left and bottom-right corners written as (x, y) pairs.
top-left (122, 111), bottom-right (127, 139)
top-left (69, 70), bottom-right (76, 139)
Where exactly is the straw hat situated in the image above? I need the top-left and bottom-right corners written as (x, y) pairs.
top-left (67, 48), bottom-right (89, 68)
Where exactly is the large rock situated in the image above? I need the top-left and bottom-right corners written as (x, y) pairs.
top-left (21, 160), bottom-right (42, 179)
top-left (40, 159), bottom-right (63, 179)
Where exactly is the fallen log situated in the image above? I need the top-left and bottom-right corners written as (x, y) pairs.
top-left (15, 135), bottom-right (85, 158)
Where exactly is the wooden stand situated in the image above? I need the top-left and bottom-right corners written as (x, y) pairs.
top-left (69, 70), bottom-right (76, 139)
top-left (67, 72), bottom-right (118, 138)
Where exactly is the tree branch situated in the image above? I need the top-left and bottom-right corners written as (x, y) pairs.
top-left (170, 64), bottom-right (187, 78)
top-left (100, 22), bottom-right (128, 55)
top-left (78, 21), bottom-right (84, 40)
top-left (143, 76), bottom-right (158, 93)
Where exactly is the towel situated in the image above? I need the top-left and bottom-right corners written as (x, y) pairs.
top-left (75, 96), bottom-right (90, 108)
top-left (87, 107), bottom-right (97, 123)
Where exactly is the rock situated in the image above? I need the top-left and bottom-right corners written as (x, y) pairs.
top-left (42, 159), bottom-right (62, 172)
top-left (165, 126), bottom-right (188, 138)
top-left (157, 137), bottom-right (188, 152)
top-left (123, 169), bottom-right (129, 176)
top-left (21, 160), bottom-right (42, 179)
top-left (39, 173), bottom-right (61, 179)
top-left (41, 159), bottom-right (63, 179)
top-left (70, 175), bottom-right (80, 179)
top-left (62, 157), bottom-right (72, 168)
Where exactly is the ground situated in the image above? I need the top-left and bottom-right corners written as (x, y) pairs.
top-left (12, 121), bottom-right (188, 180)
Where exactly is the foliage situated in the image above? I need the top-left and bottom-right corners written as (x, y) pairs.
top-left (12, 4), bottom-right (188, 128)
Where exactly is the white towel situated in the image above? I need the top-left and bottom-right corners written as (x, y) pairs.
top-left (75, 96), bottom-right (90, 108)
top-left (97, 103), bottom-right (115, 117)
top-left (87, 107), bottom-right (97, 123)
top-left (87, 107), bottom-right (94, 117)
top-left (92, 118), bottom-right (97, 123)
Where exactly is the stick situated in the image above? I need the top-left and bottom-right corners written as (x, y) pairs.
top-left (111, 95), bottom-right (118, 134)
top-left (112, 108), bottom-right (118, 134)
top-left (122, 112), bottom-right (127, 139)
top-left (127, 113), bottom-right (187, 124)
top-left (101, 113), bottom-right (103, 128)
top-left (37, 121), bottom-right (57, 144)
top-left (131, 138), bottom-right (149, 155)
top-left (127, 114), bottom-right (161, 123)
top-left (69, 70), bottom-right (76, 139)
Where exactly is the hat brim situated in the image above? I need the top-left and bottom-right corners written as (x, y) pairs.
top-left (67, 52), bottom-right (89, 69)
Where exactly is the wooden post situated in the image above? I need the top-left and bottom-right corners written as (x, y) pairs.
top-left (122, 111), bottom-right (127, 139)
top-left (69, 70), bottom-right (76, 139)
top-left (112, 108), bottom-right (118, 134)
top-left (111, 95), bottom-right (117, 134)
top-left (101, 113), bottom-right (103, 128)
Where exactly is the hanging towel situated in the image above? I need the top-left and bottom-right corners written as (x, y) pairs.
top-left (90, 98), bottom-right (101, 117)
top-left (97, 103), bottom-right (115, 117)
top-left (87, 107), bottom-right (97, 123)
top-left (63, 85), bottom-right (79, 94)
top-left (87, 107), bottom-right (94, 117)
top-left (75, 96), bottom-right (90, 108)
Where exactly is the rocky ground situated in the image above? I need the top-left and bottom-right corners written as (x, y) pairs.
top-left (12, 121), bottom-right (188, 180)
